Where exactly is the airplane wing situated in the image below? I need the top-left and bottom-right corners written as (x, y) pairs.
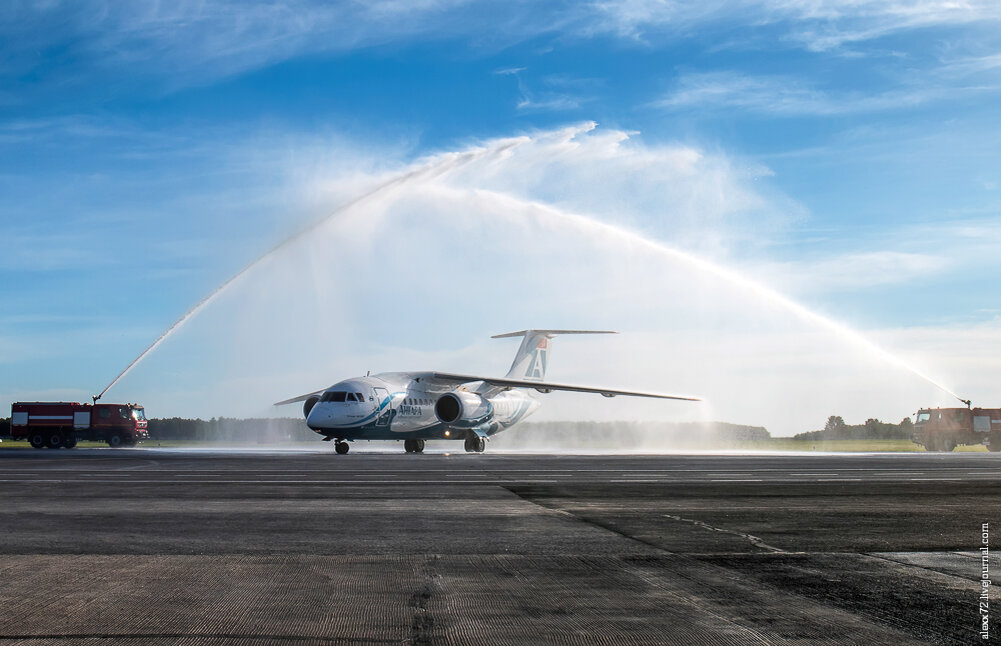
top-left (273, 390), bottom-right (326, 406)
top-left (430, 372), bottom-right (701, 401)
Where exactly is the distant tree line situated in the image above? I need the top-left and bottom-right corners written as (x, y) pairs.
top-left (793, 415), bottom-right (914, 441)
top-left (492, 420), bottom-right (770, 450)
top-left (147, 417), bottom-right (315, 443)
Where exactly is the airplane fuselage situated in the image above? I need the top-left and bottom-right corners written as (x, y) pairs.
top-left (305, 372), bottom-right (540, 442)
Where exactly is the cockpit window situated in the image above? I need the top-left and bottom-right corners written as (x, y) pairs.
top-left (356, 392), bottom-right (365, 402)
top-left (321, 391), bottom-right (347, 403)
top-left (346, 393), bottom-right (357, 402)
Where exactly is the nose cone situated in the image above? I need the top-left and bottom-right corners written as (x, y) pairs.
top-left (306, 403), bottom-right (333, 430)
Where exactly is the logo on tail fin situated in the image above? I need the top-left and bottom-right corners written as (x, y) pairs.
top-left (495, 329), bottom-right (615, 383)
top-left (525, 338), bottom-right (548, 380)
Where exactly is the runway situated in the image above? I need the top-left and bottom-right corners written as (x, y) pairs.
top-left (1, 449), bottom-right (999, 645)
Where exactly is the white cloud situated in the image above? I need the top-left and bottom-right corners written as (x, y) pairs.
top-left (756, 250), bottom-right (950, 292)
top-left (655, 69), bottom-right (979, 116)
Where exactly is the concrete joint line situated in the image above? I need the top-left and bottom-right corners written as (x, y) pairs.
top-left (663, 514), bottom-right (786, 553)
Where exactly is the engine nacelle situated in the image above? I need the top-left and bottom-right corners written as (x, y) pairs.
top-left (303, 396), bottom-right (320, 419)
top-left (435, 391), bottom-right (493, 428)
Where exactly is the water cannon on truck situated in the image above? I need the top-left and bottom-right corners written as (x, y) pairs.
top-left (912, 403), bottom-right (1001, 452)
top-left (10, 401), bottom-right (149, 449)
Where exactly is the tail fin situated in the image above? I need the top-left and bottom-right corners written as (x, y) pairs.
top-left (492, 330), bottom-right (616, 382)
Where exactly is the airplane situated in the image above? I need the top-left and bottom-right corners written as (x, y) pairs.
top-left (273, 330), bottom-right (700, 454)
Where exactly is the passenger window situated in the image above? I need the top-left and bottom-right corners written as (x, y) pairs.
top-left (119, 408), bottom-right (129, 419)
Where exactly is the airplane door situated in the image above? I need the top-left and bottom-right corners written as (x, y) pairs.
top-left (373, 387), bottom-right (392, 428)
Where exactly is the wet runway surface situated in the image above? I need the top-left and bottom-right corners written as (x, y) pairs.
top-left (1, 449), bottom-right (999, 644)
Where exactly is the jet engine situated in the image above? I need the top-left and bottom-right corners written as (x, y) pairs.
top-left (303, 396), bottom-right (320, 418)
top-left (435, 391), bottom-right (493, 428)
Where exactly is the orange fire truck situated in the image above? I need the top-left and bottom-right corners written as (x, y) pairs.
top-left (10, 402), bottom-right (148, 449)
top-left (912, 406), bottom-right (1001, 452)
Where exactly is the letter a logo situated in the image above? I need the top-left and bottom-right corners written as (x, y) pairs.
top-left (525, 338), bottom-right (548, 380)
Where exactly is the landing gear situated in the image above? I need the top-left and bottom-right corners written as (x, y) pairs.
top-left (464, 436), bottom-right (485, 453)
top-left (335, 441), bottom-right (350, 455)
top-left (404, 439), bottom-right (425, 454)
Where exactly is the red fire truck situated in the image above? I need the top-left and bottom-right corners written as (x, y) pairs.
top-left (912, 406), bottom-right (1001, 452)
top-left (10, 402), bottom-right (148, 449)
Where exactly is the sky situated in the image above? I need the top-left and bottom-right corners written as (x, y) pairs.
top-left (2, 1), bottom-right (1000, 435)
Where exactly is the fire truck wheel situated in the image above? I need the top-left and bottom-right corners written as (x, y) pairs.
top-left (107, 433), bottom-right (123, 448)
top-left (63, 436), bottom-right (77, 449)
top-left (942, 438), bottom-right (957, 452)
top-left (45, 433), bottom-right (63, 449)
top-left (335, 441), bottom-right (349, 455)
top-left (29, 433), bottom-right (46, 449)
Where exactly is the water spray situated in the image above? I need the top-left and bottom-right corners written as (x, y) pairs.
top-left (92, 138), bottom-right (525, 402)
top-left (440, 185), bottom-right (968, 405)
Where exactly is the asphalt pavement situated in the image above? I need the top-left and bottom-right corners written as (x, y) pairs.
top-left (1, 448), bottom-right (998, 645)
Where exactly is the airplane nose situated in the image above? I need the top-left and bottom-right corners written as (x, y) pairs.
top-left (306, 404), bottom-right (326, 430)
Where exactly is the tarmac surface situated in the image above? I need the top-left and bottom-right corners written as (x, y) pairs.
top-left (1, 448), bottom-right (999, 645)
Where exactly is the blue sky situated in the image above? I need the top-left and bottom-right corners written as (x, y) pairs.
top-left (2, 1), bottom-right (1000, 432)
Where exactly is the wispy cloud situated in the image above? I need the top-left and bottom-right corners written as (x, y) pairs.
top-left (495, 67), bottom-right (593, 112)
top-left (761, 250), bottom-right (950, 292)
top-left (588, 0), bottom-right (1001, 52)
top-left (4, 1), bottom-right (998, 93)
top-left (654, 67), bottom-right (1001, 116)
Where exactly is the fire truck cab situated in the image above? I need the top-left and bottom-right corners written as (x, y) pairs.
top-left (912, 406), bottom-right (1001, 452)
top-left (10, 402), bottom-right (149, 449)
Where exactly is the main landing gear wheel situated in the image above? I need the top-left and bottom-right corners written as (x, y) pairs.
top-left (464, 436), bottom-right (485, 453)
top-left (404, 439), bottom-right (425, 454)
top-left (335, 441), bottom-right (350, 455)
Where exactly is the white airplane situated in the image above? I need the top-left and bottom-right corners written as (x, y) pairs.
top-left (274, 330), bottom-right (699, 454)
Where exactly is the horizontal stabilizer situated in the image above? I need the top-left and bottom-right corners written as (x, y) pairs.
top-left (491, 329), bottom-right (616, 339)
top-left (431, 372), bottom-right (701, 402)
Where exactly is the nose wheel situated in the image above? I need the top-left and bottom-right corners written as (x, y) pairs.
top-left (464, 436), bottom-right (486, 453)
top-left (334, 441), bottom-right (350, 455)
top-left (403, 439), bottom-right (425, 453)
